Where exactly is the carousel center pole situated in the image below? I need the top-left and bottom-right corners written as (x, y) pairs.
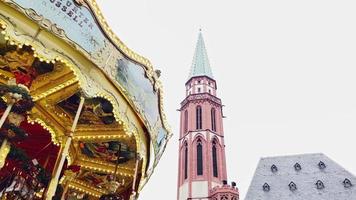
top-left (0, 104), bottom-right (13, 169)
top-left (0, 104), bottom-right (12, 128)
top-left (45, 97), bottom-right (85, 200)
top-left (130, 155), bottom-right (141, 200)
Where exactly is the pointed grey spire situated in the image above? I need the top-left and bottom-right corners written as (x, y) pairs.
top-left (189, 30), bottom-right (214, 79)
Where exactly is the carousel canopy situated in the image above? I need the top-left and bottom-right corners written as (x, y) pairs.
top-left (0, 0), bottom-right (171, 199)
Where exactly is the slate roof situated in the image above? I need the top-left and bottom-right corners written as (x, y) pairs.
top-left (189, 31), bottom-right (214, 79)
top-left (245, 153), bottom-right (356, 200)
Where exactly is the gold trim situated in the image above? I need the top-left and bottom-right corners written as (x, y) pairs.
top-left (83, 0), bottom-right (173, 139)
top-left (68, 180), bottom-right (103, 198)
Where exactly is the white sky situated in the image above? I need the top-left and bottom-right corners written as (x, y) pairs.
top-left (97, 1), bottom-right (356, 199)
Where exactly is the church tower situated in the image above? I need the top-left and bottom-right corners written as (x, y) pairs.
top-left (177, 31), bottom-right (239, 200)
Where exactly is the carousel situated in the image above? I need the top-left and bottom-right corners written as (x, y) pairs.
top-left (0, 0), bottom-right (171, 199)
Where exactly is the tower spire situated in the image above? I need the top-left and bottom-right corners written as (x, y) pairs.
top-left (189, 31), bottom-right (214, 79)
top-left (178, 31), bottom-right (239, 200)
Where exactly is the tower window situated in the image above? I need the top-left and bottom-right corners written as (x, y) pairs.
top-left (196, 106), bottom-right (202, 129)
top-left (212, 140), bottom-right (218, 177)
top-left (197, 139), bottom-right (203, 175)
top-left (211, 108), bottom-right (216, 132)
top-left (184, 110), bottom-right (188, 133)
top-left (198, 88), bottom-right (201, 93)
top-left (184, 143), bottom-right (188, 180)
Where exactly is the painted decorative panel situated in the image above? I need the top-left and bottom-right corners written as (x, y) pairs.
top-left (79, 141), bottom-right (135, 164)
top-left (12, 0), bottom-right (106, 54)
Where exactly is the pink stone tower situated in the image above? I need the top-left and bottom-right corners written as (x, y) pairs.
top-left (177, 31), bottom-right (239, 200)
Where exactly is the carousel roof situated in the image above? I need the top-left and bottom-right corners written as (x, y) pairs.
top-left (0, 0), bottom-right (172, 198)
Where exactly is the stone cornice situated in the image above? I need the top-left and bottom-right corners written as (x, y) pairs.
top-left (180, 93), bottom-right (222, 109)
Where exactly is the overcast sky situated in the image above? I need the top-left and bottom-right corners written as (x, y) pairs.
top-left (97, 1), bottom-right (356, 199)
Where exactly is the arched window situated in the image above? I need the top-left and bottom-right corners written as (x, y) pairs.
top-left (196, 106), bottom-right (202, 130)
top-left (197, 139), bottom-right (203, 175)
top-left (184, 110), bottom-right (188, 133)
top-left (184, 142), bottom-right (188, 180)
top-left (211, 108), bottom-right (216, 132)
top-left (212, 140), bottom-right (218, 177)
top-left (220, 195), bottom-right (228, 200)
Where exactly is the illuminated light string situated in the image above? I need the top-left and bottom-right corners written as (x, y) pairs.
top-left (79, 164), bottom-right (134, 177)
top-left (68, 184), bottom-right (101, 198)
top-left (79, 157), bottom-right (134, 171)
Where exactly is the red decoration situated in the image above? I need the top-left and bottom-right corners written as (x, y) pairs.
top-left (66, 165), bottom-right (81, 172)
top-left (13, 71), bottom-right (32, 87)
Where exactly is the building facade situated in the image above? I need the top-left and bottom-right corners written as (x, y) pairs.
top-left (177, 31), bottom-right (238, 200)
top-left (245, 153), bottom-right (356, 200)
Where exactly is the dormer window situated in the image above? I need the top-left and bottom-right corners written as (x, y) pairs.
top-left (271, 164), bottom-right (278, 173)
top-left (289, 182), bottom-right (297, 191)
top-left (343, 178), bottom-right (353, 188)
top-left (294, 163), bottom-right (302, 171)
top-left (318, 161), bottom-right (326, 170)
top-left (262, 183), bottom-right (270, 192)
top-left (316, 180), bottom-right (325, 190)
